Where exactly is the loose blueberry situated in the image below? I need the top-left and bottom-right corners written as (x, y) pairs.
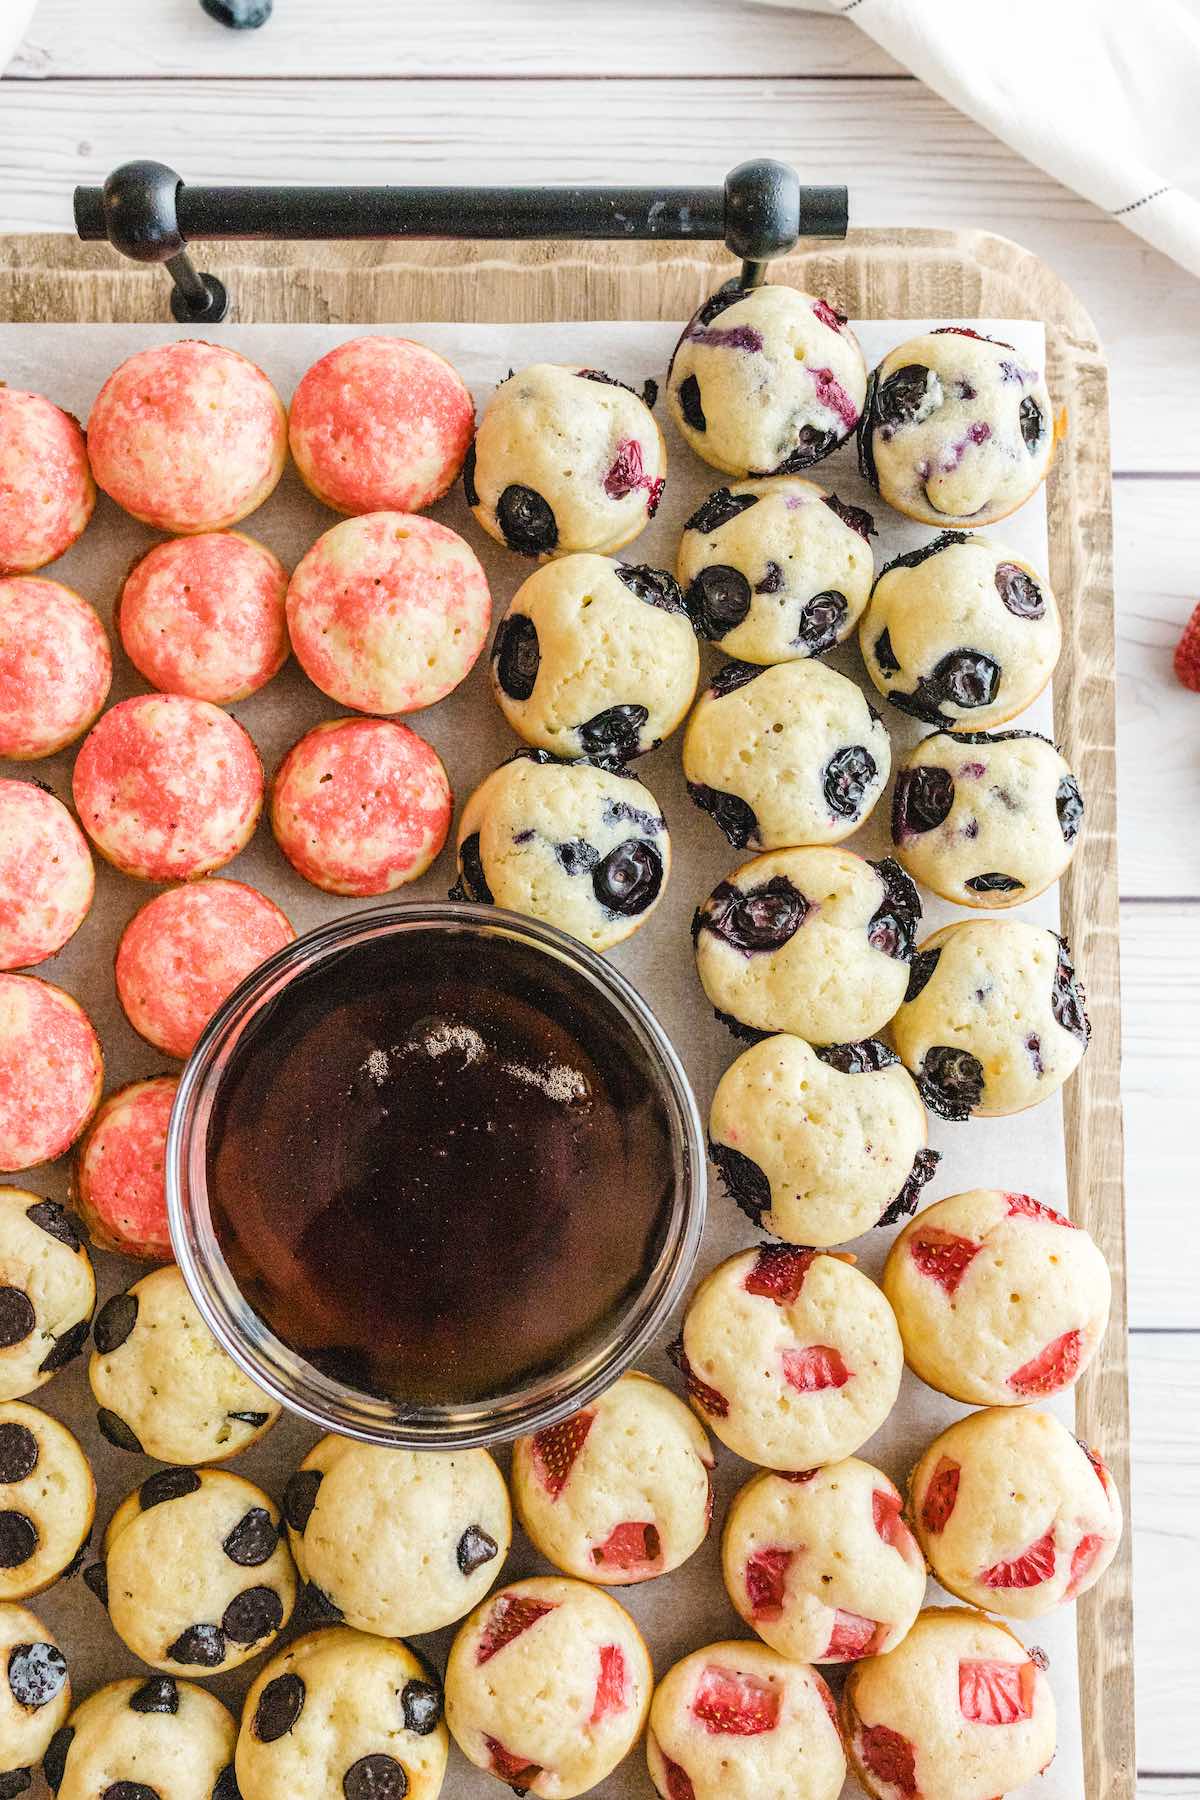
top-left (1056, 774), bottom-right (1084, 842)
top-left (815, 1040), bottom-right (900, 1074)
top-left (875, 363), bottom-right (936, 429)
top-left (496, 485), bottom-right (557, 557)
top-left (93, 1292), bottom-right (138, 1355)
top-left (707, 660), bottom-right (763, 699)
top-left (684, 489), bottom-right (759, 535)
top-left (994, 562), bottom-right (1046, 619)
top-left (685, 566), bottom-right (752, 639)
top-left (492, 613), bottom-right (540, 701)
top-left (867, 859), bottom-right (921, 961)
top-left (401, 1678), bottom-right (443, 1735)
top-left (577, 704), bottom-right (649, 761)
top-left (200, 0), bottom-right (272, 26)
top-left (687, 782), bottom-right (759, 850)
top-left (592, 839), bottom-right (663, 916)
top-left (456, 1524), bottom-right (499, 1576)
top-left (678, 374), bottom-right (706, 432)
top-left (709, 1142), bottom-right (770, 1226)
top-left (823, 745), bottom-right (877, 820)
top-left (0, 1514), bottom-right (36, 1569)
top-left (0, 1773), bottom-right (30, 1800)
top-left (794, 589), bottom-right (847, 654)
top-left (872, 627), bottom-right (901, 677)
top-left (876, 1147), bottom-right (942, 1228)
top-left (905, 947), bottom-right (942, 1002)
top-left (42, 1727), bottom-right (74, 1792)
top-left (227, 1410), bottom-right (270, 1428)
top-left (919, 1046), bottom-right (985, 1120)
top-left (0, 1290), bottom-right (34, 1350)
top-left (1019, 395), bottom-right (1045, 452)
top-left (614, 564), bottom-right (686, 613)
top-left (892, 764), bottom-right (955, 840)
top-left (343, 1755), bottom-right (408, 1800)
top-left (254, 1673), bottom-right (306, 1742)
top-left (462, 441), bottom-right (479, 507)
top-left (300, 1582), bottom-right (343, 1624)
top-left (765, 425), bottom-right (841, 474)
top-left (698, 876), bottom-right (808, 955)
top-left (168, 1624), bottom-right (226, 1667)
top-left (223, 1508), bottom-right (280, 1568)
top-left (1051, 937), bottom-right (1090, 1043)
top-left (222, 1586), bottom-right (283, 1645)
top-left (0, 1423), bottom-right (38, 1484)
top-left (96, 1410), bottom-right (143, 1454)
top-left (450, 833), bottom-right (494, 906)
top-left (82, 1562), bottom-right (108, 1606)
top-left (555, 839), bottom-right (599, 877)
top-left (8, 1642), bottom-right (67, 1709)
top-left (755, 561), bottom-right (784, 595)
top-left (130, 1677), bottom-right (179, 1716)
top-left (140, 1468), bottom-right (200, 1511)
top-left (965, 872), bottom-right (1024, 894)
top-left (212, 1769), bottom-right (241, 1800)
top-left (101, 1783), bottom-right (160, 1800)
top-left (823, 494), bottom-right (876, 541)
top-left (283, 1469), bottom-right (323, 1535)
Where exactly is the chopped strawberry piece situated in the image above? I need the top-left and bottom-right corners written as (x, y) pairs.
top-left (958, 1657), bottom-right (1036, 1726)
top-left (645, 475), bottom-right (666, 517)
top-left (603, 437), bottom-right (662, 511)
top-left (1078, 1439), bottom-right (1114, 1495)
top-left (779, 1468), bottom-right (819, 1484)
top-left (660, 1754), bottom-right (696, 1800)
top-left (782, 1343), bottom-right (850, 1392)
top-left (811, 366), bottom-right (860, 428)
top-left (812, 298), bottom-right (847, 333)
top-left (1174, 599), bottom-right (1200, 691)
top-left (531, 1411), bottom-right (594, 1498)
top-left (920, 1458), bottom-right (960, 1534)
top-left (485, 1736), bottom-right (542, 1787)
top-left (476, 1594), bottom-right (555, 1664)
top-left (1065, 1531), bottom-right (1108, 1599)
top-left (591, 1521), bottom-right (662, 1573)
top-left (667, 1337), bottom-right (729, 1418)
top-left (858, 1722), bottom-right (918, 1796)
top-left (590, 1644), bottom-right (628, 1724)
top-left (693, 1665), bottom-right (780, 1735)
top-left (744, 1244), bottom-right (814, 1305)
top-left (812, 1669), bottom-right (840, 1731)
top-left (1007, 1328), bottom-right (1083, 1396)
top-left (1005, 1192), bottom-right (1076, 1227)
top-left (980, 1527), bottom-right (1056, 1589)
top-left (744, 1547), bottom-right (793, 1620)
top-left (871, 1487), bottom-right (903, 1546)
top-left (826, 1608), bottom-right (884, 1660)
top-left (910, 1227), bottom-right (980, 1294)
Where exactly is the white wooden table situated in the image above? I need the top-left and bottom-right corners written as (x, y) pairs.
top-left (2, 1), bottom-right (1196, 1787)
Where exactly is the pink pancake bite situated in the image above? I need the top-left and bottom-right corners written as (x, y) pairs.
top-left (0, 974), bottom-right (103, 1170)
top-left (118, 532), bottom-right (289, 704)
top-left (0, 780), bottom-right (94, 970)
top-left (72, 694), bottom-right (264, 882)
top-left (289, 335), bottom-right (475, 515)
top-left (286, 511), bottom-right (491, 714)
top-left (0, 576), bottom-right (112, 760)
top-left (87, 340), bottom-right (287, 534)
top-left (271, 716), bottom-right (451, 896)
top-left (116, 879), bottom-right (295, 1059)
top-left (0, 388), bottom-right (95, 573)
top-left (72, 1075), bottom-right (177, 1261)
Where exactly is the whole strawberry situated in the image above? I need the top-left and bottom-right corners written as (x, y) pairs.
top-left (1175, 600), bottom-right (1200, 690)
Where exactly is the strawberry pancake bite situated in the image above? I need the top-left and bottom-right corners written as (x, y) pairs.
top-left (87, 340), bottom-right (287, 534)
top-left (116, 881), bottom-right (295, 1060)
top-left (71, 1076), bottom-right (178, 1261)
top-left (0, 387), bottom-right (95, 574)
top-left (289, 334), bottom-right (475, 515)
top-left (0, 781), bottom-right (93, 970)
top-left (73, 694), bottom-right (263, 882)
top-left (0, 577), bottom-right (111, 761)
top-left (909, 1407), bottom-right (1122, 1620)
top-left (843, 1607), bottom-right (1056, 1800)
top-left (118, 532), bottom-right (289, 704)
top-left (647, 1640), bottom-right (844, 1800)
top-left (0, 976), bottom-right (102, 1170)
top-left (287, 511), bottom-right (491, 714)
top-left (271, 717), bottom-right (451, 896)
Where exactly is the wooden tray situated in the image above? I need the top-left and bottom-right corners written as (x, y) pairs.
top-left (0, 227), bottom-right (1130, 1799)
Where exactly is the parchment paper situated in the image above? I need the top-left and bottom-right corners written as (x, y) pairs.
top-left (0, 318), bottom-right (1083, 1799)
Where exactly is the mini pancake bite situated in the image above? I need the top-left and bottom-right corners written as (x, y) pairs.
top-left (0, 781), bottom-right (93, 971)
top-left (860, 532), bottom-right (1062, 730)
top-left (671, 1244), bottom-right (903, 1470)
top-left (467, 364), bottom-right (665, 560)
top-left (722, 1461), bottom-right (925, 1664)
top-left (89, 1265), bottom-right (280, 1463)
top-left (46, 1677), bottom-right (237, 1800)
top-left (118, 532), bottom-right (289, 704)
top-left (708, 1034), bottom-right (938, 1247)
top-left (693, 847), bottom-right (920, 1044)
top-left (490, 553), bottom-right (699, 763)
top-left (287, 510), bottom-right (491, 714)
top-left (843, 1607), bottom-right (1056, 1800)
top-left (0, 1193), bottom-right (94, 1400)
top-left (0, 577), bottom-right (111, 761)
top-left (271, 717), bottom-right (451, 896)
top-left (71, 1076), bottom-right (176, 1262)
top-left (445, 1576), bottom-right (653, 1798)
top-left (116, 880), bottom-right (295, 1059)
top-left (667, 283), bottom-right (867, 478)
top-left (676, 478), bottom-right (875, 662)
top-left (73, 695), bottom-right (263, 882)
top-left (683, 659), bottom-right (891, 851)
top-left (859, 326), bottom-right (1055, 527)
top-left (893, 919), bottom-right (1090, 1120)
top-left (0, 388), bottom-right (94, 574)
top-left (883, 1188), bottom-right (1111, 1405)
top-left (87, 339), bottom-right (287, 533)
top-left (0, 979), bottom-right (102, 1172)
top-left (0, 1601), bottom-right (71, 1796)
top-left (647, 1640), bottom-right (844, 1800)
top-left (512, 1371), bottom-right (714, 1586)
top-left (909, 1410), bottom-right (1122, 1621)
top-left (0, 1402), bottom-right (94, 1602)
top-left (289, 333), bottom-right (475, 514)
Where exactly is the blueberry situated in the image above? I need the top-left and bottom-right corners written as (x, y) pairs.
top-left (794, 589), bottom-right (847, 655)
top-left (555, 839), bottom-right (599, 877)
top-left (342, 1755), bottom-right (409, 1800)
top-left (707, 660), bottom-right (763, 698)
top-left (823, 745), bottom-right (877, 820)
top-left (0, 1423), bottom-right (38, 1484)
top-left (857, 370), bottom-right (880, 485)
top-left (875, 1146), bottom-right (942, 1227)
top-left (200, 0), bottom-right (272, 25)
top-left (0, 1290), bottom-right (34, 1351)
top-left (283, 1469), bottom-right (323, 1534)
top-left (815, 1040), bottom-right (900, 1074)
top-left (0, 1773), bottom-right (30, 1800)
top-left (678, 374), bottom-right (706, 432)
top-left (687, 286), bottom-right (746, 330)
top-left (686, 782), bottom-right (759, 850)
top-left (614, 564), bottom-right (686, 613)
top-left (965, 872), bottom-right (1023, 894)
top-left (462, 441), bottom-right (479, 507)
top-left (223, 1508), bottom-right (280, 1568)
top-left (168, 1623), bottom-right (226, 1667)
top-left (577, 367), bottom-right (643, 401)
top-left (822, 494), bottom-right (876, 541)
top-left (456, 1524), bottom-right (499, 1576)
top-left (577, 704), bottom-right (649, 761)
top-left (93, 1292), bottom-right (138, 1355)
top-left (222, 1586), bottom-right (284, 1645)
top-left (867, 859), bottom-right (921, 961)
top-left (449, 833), bottom-right (494, 906)
top-left (1056, 774), bottom-right (1084, 842)
top-left (23, 1200), bottom-right (80, 1250)
top-left (918, 1046), bottom-right (985, 1120)
top-left (101, 1783), bottom-right (160, 1800)
top-left (401, 1677), bottom-right (443, 1735)
top-left (875, 363), bottom-right (936, 429)
top-left (685, 566), bottom-right (752, 639)
top-left (37, 1318), bottom-right (90, 1375)
top-left (872, 627), bottom-right (901, 677)
top-left (96, 1409), bottom-right (143, 1454)
top-left (994, 562), bottom-right (1045, 619)
top-left (300, 1582), bottom-right (343, 1623)
top-left (492, 613), bottom-right (540, 702)
top-left (1026, 1033), bottom-right (1045, 1075)
top-left (0, 1514), bottom-right (37, 1569)
top-left (496, 485), bottom-right (557, 557)
top-left (764, 425), bottom-right (841, 474)
top-left (227, 1410), bottom-right (270, 1428)
top-left (755, 561), bottom-right (784, 595)
top-left (709, 1142), bottom-right (771, 1226)
top-left (892, 765), bottom-right (954, 840)
top-left (710, 1007), bottom-right (772, 1045)
top-left (603, 797), bottom-right (663, 834)
top-left (7, 1642), bottom-right (67, 1709)
top-left (697, 875), bottom-right (808, 955)
top-left (82, 1562), bottom-right (108, 1606)
top-left (1019, 395), bottom-right (1045, 452)
top-left (930, 326), bottom-right (1014, 348)
top-left (129, 1677), bottom-right (179, 1716)
top-left (253, 1673), bottom-right (306, 1743)
top-left (42, 1726), bottom-right (74, 1792)
top-left (877, 531), bottom-right (969, 577)
top-left (1051, 937), bottom-right (1090, 1044)
top-left (139, 1468), bottom-right (200, 1511)
top-left (592, 840), bottom-right (663, 916)
top-left (891, 649), bottom-right (1001, 723)
top-left (905, 947), bottom-right (942, 1002)
top-left (212, 1769), bottom-right (241, 1800)
top-left (684, 488), bottom-right (759, 535)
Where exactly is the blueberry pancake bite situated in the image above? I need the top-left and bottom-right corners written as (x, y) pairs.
top-left (284, 1437), bottom-right (511, 1636)
top-left (646, 1640), bottom-right (844, 1800)
top-left (467, 364), bottom-right (665, 560)
top-left (0, 1193), bottom-right (94, 1398)
top-left (692, 847), bottom-right (919, 1044)
top-left (0, 388), bottom-right (94, 575)
top-left (0, 578), bottom-right (111, 762)
top-left (667, 283), bottom-right (867, 478)
top-left (71, 1076), bottom-right (177, 1263)
top-left (0, 1601), bottom-right (70, 1796)
top-left (445, 1576), bottom-right (652, 1797)
top-left (0, 1403), bottom-right (94, 1602)
top-left (723, 1461), bottom-right (924, 1664)
top-left (451, 753), bottom-right (669, 952)
top-left (118, 532), bottom-right (290, 705)
top-left (893, 728), bottom-right (1083, 907)
top-left (708, 1033), bottom-right (938, 1247)
top-left (490, 553), bottom-right (699, 762)
top-left (892, 919), bottom-right (1090, 1120)
top-left (843, 1607), bottom-right (1056, 1800)
top-left (676, 477), bottom-right (874, 662)
top-left (0, 782), bottom-right (93, 972)
top-left (45, 1677), bottom-right (237, 1800)
top-left (512, 1371), bottom-right (714, 1586)
top-left (237, 1627), bottom-right (448, 1800)
top-left (95, 1468), bottom-right (296, 1676)
top-left (683, 659), bottom-right (891, 851)
top-left (909, 1409), bottom-right (1122, 1619)
top-left (883, 1188), bottom-right (1111, 1406)
top-left (89, 1265), bottom-right (281, 1463)
top-left (671, 1244), bottom-right (903, 1470)
top-left (860, 533), bottom-right (1061, 730)
top-left (858, 327), bottom-right (1054, 527)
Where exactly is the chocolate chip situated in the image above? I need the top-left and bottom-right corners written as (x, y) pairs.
top-left (1056, 774), bottom-right (1084, 842)
top-left (449, 833), bottom-right (493, 906)
top-left (577, 704), bottom-right (649, 761)
top-left (130, 1677), bottom-right (179, 1715)
top-left (101, 1784), bottom-right (159, 1800)
top-left (93, 1292), bottom-right (138, 1355)
top-left (82, 1562), bottom-right (108, 1606)
top-left (795, 589), bottom-right (847, 654)
top-left (816, 1040), bottom-right (900, 1074)
top-left (592, 839), bottom-right (663, 916)
top-left (0, 1424), bottom-right (38, 1485)
top-left (7, 1643), bottom-right (66, 1709)
top-left (37, 1319), bottom-right (90, 1375)
top-left (223, 1507), bottom-right (280, 1567)
top-left (400, 1677), bottom-right (442, 1735)
top-left (462, 441), bottom-right (479, 507)
top-left (919, 1046), bottom-right (985, 1121)
top-left (994, 561), bottom-right (1045, 619)
top-left (254, 1673), bottom-right (305, 1742)
top-left (0, 1514), bottom-right (36, 1569)
top-left (1019, 395), bottom-right (1045, 451)
top-left (222, 1586), bottom-right (283, 1645)
top-left (698, 875), bottom-right (808, 956)
top-left (212, 1768), bottom-right (241, 1800)
top-left (456, 1524), bottom-right (498, 1576)
top-left (299, 1581), bottom-right (343, 1623)
top-left (707, 659), bottom-right (762, 698)
top-left (24, 1201), bottom-right (80, 1251)
top-left (686, 782), bottom-right (759, 850)
top-left (0, 1771), bottom-right (30, 1799)
top-left (227, 1410), bottom-right (270, 1428)
top-left (823, 744), bottom-right (877, 820)
top-left (168, 1624), bottom-right (226, 1667)
top-left (140, 1468), bottom-right (201, 1511)
top-left (96, 1410), bottom-right (143, 1454)
top-left (496, 485), bottom-right (557, 557)
top-left (283, 1468), bottom-right (323, 1534)
top-left (709, 1142), bottom-right (771, 1226)
top-left (0, 1286), bottom-right (35, 1352)
top-left (42, 1727), bottom-right (74, 1793)
top-left (684, 488), bottom-right (759, 536)
top-left (492, 613), bottom-right (540, 701)
top-left (677, 374), bottom-right (706, 431)
top-left (965, 872), bottom-right (1024, 894)
top-left (685, 565), bottom-right (751, 639)
top-left (614, 564), bottom-right (686, 614)
top-left (892, 764), bottom-right (954, 839)
top-left (343, 1755), bottom-right (408, 1800)
top-left (876, 1147), bottom-right (942, 1228)
top-left (822, 494), bottom-right (876, 540)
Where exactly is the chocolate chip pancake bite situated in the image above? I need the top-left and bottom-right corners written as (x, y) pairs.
top-left (0, 982), bottom-right (103, 1173)
top-left (893, 919), bottom-right (1090, 1120)
top-left (671, 1244), bottom-right (903, 1470)
top-left (647, 1640), bottom-right (844, 1800)
top-left (466, 364), bottom-right (665, 559)
top-left (692, 847), bottom-right (919, 1044)
top-left (0, 1404), bottom-right (93, 1603)
top-left (723, 1461), bottom-right (924, 1664)
top-left (860, 533), bottom-right (1061, 730)
top-left (668, 283), bottom-right (867, 478)
top-left (71, 1076), bottom-right (176, 1262)
top-left (709, 1034), bottom-right (938, 1246)
top-left (46, 1676), bottom-right (237, 1800)
top-left (490, 554), bottom-right (699, 762)
top-left (0, 578), bottom-right (111, 761)
top-left (911, 1409), bottom-right (1122, 1620)
top-left (843, 1607), bottom-right (1056, 1800)
top-left (0, 782), bottom-right (93, 972)
top-left (0, 389), bottom-right (93, 576)
top-left (883, 1188), bottom-right (1111, 1405)
top-left (118, 532), bottom-right (289, 705)
top-left (0, 1194), bottom-right (94, 1398)
top-left (512, 1371), bottom-right (714, 1586)
top-left (0, 1601), bottom-right (70, 1796)
top-left (683, 660), bottom-right (891, 850)
top-left (676, 478), bottom-right (874, 662)
top-left (445, 1576), bottom-right (652, 1797)
top-left (451, 753), bottom-right (669, 952)
top-left (237, 1627), bottom-right (448, 1800)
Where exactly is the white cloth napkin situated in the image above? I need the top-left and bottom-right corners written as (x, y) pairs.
top-left (759, 0), bottom-right (1200, 278)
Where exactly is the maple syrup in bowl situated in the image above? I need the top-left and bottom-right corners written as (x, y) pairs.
top-left (167, 902), bottom-right (705, 1448)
